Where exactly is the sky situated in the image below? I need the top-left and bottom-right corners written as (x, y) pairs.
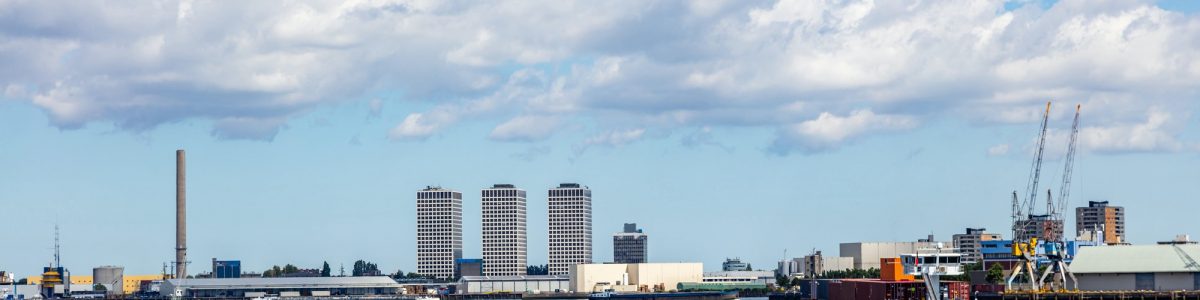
top-left (2, 0), bottom-right (1200, 276)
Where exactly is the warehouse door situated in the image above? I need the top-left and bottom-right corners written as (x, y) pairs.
top-left (1134, 273), bottom-right (1154, 290)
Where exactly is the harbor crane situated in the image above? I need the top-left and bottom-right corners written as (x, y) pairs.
top-left (1037, 104), bottom-right (1081, 291)
top-left (1006, 102), bottom-right (1051, 292)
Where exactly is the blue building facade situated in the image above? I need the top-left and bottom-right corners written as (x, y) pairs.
top-left (213, 259), bottom-right (241, 278)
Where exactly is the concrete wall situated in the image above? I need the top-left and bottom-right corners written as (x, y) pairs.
top-left (823, 257), bottom-right (854, 272)
top-left (1153, 273), bottom-right (1196, 291)
top-left (569, 263), bottom-right (702, 293)
top-left (1076, 273), bottom-right (1135, 291)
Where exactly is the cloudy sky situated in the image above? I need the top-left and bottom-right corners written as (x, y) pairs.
top-left (3, 0), bottom-right (1200, 275)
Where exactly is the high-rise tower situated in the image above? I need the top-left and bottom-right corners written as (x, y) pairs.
top-left (482, 184), bottom-right (528, 276)
top-left (416, 187), bottom-right (463, 279)
top-left (548, 183), bottom-right (591, 275)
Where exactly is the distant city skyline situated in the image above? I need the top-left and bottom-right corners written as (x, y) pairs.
top-left (3, 0), bottom-right (1200, 278)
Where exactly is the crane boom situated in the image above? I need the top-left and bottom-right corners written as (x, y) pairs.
top-left (1056, 104), bottom-right (1080, 221)
top-left (1025, 101), bottom-right (1052, 218)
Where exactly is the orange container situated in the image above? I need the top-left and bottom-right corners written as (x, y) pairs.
top-left (880, 258), bottom-right (915, 282)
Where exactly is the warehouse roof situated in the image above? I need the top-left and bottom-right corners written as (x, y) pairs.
top-left (1070, 244), bottom-right (1200, 274)
top-left (164, 276), bottom-right (402, 289)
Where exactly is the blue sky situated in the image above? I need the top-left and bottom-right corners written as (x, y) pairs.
top-left (2, 0), bottom-right (1200, 276)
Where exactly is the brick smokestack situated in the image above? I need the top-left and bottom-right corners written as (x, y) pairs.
top-left (175, 149), bottom-right (187, 279)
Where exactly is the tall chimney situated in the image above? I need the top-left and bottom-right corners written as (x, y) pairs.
top-left (175, 149), bottom-right (187, 279)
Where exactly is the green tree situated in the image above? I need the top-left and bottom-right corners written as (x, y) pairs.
top-left (282, 264), bottom-right (300, 275)
top-left (321, 261), bottom-right (332, 277)
top-left (93, 284), bottom-right (107, 292)
top-left (775, 274), bottom-right (790, 287)
top-left (987, 263), bottom-right (1006, 284)
top-left (263, 265), bottom-right (284, 277)
top-left (352, 260), bottom-right (380, 276)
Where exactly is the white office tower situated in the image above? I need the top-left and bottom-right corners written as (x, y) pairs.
top-left (548, 183), bottom-right (593, 275)
top-left (482, 184), bottom-right (528, 276)
top-left (416, 186), bottom-right (463, 279)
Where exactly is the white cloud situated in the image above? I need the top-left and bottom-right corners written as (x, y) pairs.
top-left (0, 0), bottom-right (1197, 150)
top-left (772, 110), bottom-right (918, 154)
top-left (388, 113), bottom-right (440, 140)
top-left (489, 115), bottom-right (562, 142)
top-left (1078, 110), bottom-right (1189, 153)
top-left (583, 128), bottom-right (646, 147)
top-left (988, 144), bottom-right (1011, 156)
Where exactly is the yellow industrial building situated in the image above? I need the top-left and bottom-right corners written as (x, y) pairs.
top-left (26, 274), bottom-right (165, 294)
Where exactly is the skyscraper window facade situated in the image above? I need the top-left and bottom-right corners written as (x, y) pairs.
top-left (416, 187), bottom-right (463, 279)
top-left (548, 183), bottom-right (592, 275)
top-left (482, 184), bottom-right (528, 276)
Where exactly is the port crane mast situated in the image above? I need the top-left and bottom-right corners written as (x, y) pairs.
top-left (1006, 102), bottom-right (1052, 291)
top-left (1037, 104), bottom-right (1081, 291)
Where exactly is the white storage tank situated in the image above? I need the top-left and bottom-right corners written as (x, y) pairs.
top-left (93, 266), bottom-right (124, 294)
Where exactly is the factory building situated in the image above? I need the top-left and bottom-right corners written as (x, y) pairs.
top-left (457, 275), bottom-right (570, 294)
top-left (839, 240), bottom-right (939, 270)
top-left (548, 183), bottom-right (592, 275)
top-left (417, 187), bottom-right (464, 279)
top-left (569, 263), bottom-right (702, 293)
top-left (1076, 201), bottom-right (1126, 244)
top-left (1070, 244), bottom-right (1200, 291)
top-left (482, 184), bottom-right (528, 276)
top-left (26, 274), bottom-right (166, 295)
top-left (952, 228), bottom-right (1002, 264)
top-left (613, 223), bottom-right (647, 264)
top-left (160, 277), bottom-right (402, 298)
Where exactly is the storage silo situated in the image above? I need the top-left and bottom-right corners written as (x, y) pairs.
top-left (93, 266), bottom-right (124, 294)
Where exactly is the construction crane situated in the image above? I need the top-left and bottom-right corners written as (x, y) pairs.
top-left (1038, 104), bottom-right (1081, 291)
top-left (1007, 101), bottom-right (1052, 292)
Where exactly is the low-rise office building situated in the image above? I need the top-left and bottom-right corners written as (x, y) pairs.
top-left (952, 228), bottom-right (1002, 264)
top-left (569, 263), bottom-right (702, 293)
top-left (1070, 244), bottom-right (1200, 291)
top-left (160, 277), bottom-right (402, 298)
top-left (457, 275), bottom-right (569, 294)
